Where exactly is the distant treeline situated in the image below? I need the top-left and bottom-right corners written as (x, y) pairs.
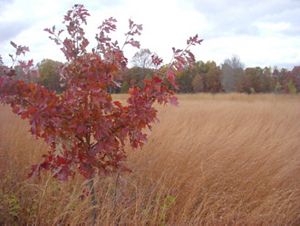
top-left (1, 56), bottom-right (300, 94)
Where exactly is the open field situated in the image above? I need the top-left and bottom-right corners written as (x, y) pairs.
top-left (0, 94), bottom-right (300, 225)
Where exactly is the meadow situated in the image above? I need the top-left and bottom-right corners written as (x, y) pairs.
top-left (0, 94), bottom-right (299, 225)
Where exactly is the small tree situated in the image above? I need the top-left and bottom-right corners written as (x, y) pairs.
top-left (0, 5), bottom-right (202, 220)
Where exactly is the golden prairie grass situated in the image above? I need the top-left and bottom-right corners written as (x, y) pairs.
top-left (0, 93), bottom-right (299, 225)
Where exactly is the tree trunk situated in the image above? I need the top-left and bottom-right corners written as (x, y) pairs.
top-left (88, 177), bottom-right (97, 226)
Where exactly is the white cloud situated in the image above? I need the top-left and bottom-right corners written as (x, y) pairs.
top-left (201, 35), bottom-right (300, 68)
top-left (255, 22), bottom-right (292, 34)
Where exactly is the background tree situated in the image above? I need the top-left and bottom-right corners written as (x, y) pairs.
top-left (0, 55), bottom-right (8, 76)
top-left (204, 61), bottom-right (222, 93)
top-left (287, 66), bottom-right (300, 93)
top-left (270, 67), bottom-right (299, 94)
top-left (174, 60), bottom-right (222, 93)
top-left (120, 66), bottom-right (154, 92)
top-left (192, 74), bottom-right (204, 92)
top-left (38, 59), bottom-right (64, 92)
top-left (272, 68), bottom-right (287, 93)
top-left (13, 65), bottom-right (39, 84)
top-left (221, 56), bottom-right (244, 92)
top-left (261, 67), bottom-right (273, 92)
top-left (176, 68), bottom-right (194, 93)
top-left (131, 48), bottom-right (154, 68)
top-left (238, 67), bottom-right (263, 93)
top-left (190, 61), bottom-right (205, 92)
top-left (124, 48), bottom-right (156, 93)
top-left (287, 79), bottom-right (297, 94)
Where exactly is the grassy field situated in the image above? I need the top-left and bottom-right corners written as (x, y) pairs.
top-left (0, 94), bottom-right (299, 225)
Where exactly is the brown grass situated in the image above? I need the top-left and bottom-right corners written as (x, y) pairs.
top-left (0, 93), bottom-right (300, 225)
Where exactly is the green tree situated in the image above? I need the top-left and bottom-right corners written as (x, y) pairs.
top-left (38, 59), bottom-right (64, 92)
top-left (289, 66), bottom-right (300, 92)
top-left (121, 66), bottom-right (154, 90)
top-left (204, 61), bottom-right (222, 93)
top-left (120, 81), bottom-right (130, 93)
top-left (261, 67), bottom-right (273, 92)
top-left (287, 79), bottom-right (297, 94)
top-left (192, 74), bottom-right (204, 92)
top-left (176, 69), bottom-right (194, 93)
top-left (239, 67), bottom-right (263, 93)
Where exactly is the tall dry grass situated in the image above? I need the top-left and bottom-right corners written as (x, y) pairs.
top-left (0, 94), bottom-right (299, 225)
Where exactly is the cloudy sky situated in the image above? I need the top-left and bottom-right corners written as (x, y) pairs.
top-left (0, 0), bottom-right (299, 69)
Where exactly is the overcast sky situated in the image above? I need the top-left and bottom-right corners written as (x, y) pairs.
top-left (0, 0), bottom-right (299, 69)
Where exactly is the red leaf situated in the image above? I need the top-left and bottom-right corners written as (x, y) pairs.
top-left (167, 70), bottom-right (176, 87)
top-left (153, 76), bottom-right (162, 84)
top-left (114, 101), bottom-right (122, 108)
top-left (76, 125), bottom-right (86, 134)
